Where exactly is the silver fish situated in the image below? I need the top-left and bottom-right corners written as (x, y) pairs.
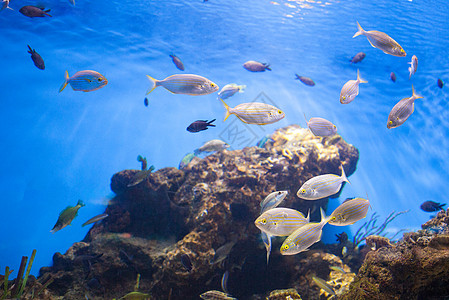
top-left (280, 208), bottom-right (329, 255)
top-left (200, 290), bottom-right (237, 300)
top-left (243, 61), bottom-right (271, 72)
top-left (387, 85), bottom-right (423, 129)
top-left (297, 165), bottom-right (349, 200)
top-left (255, 208), bottom-right (309, 236)
top-left (304, 114), bottom-right (337, 137)
top-left (218, 84), bottom-right (246, 100)
top-left (82, 213), bottom-right (108, 227)
top-left (330, 266), bottom-right (346, 274)
top-left (353, 21), bottom-right (406, 57)
top-left (260, 191), bottom-right (288, 213)
top-left (340, 69), bottom-right (367, 104)
top-left (328, 197), bottom-right (370, 226)
top-left (261, 231), bottom-right (272, 265)
top-left (146, 74), bottom-right (218, 95)
top-left (194, 139), bottom-right (229, 155)
top-left (210, 241), bottom-right (236, 265)
top-left (59, 70), bottom-right (107, 93)
top-left (312, 276), bottom-right (336, 296)
top-left (220, 98), bottom-right (285, 125)
top-left (408, 55), bottom-right (418, 79)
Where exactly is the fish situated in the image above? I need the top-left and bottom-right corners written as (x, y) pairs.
top-left (82, 213), bottom-right (108, 227)
top-left (335, 232), bottom-right (348, 244)
top-left (390, 72), bottom-right (397, 82)
top-left (220, 98), bottom-right (285, 125)
top-left (180, 253), bottom-right (192, 272)
top-left (200, 290), bottom-right (237, 300)
top-left (169, 54), bottom-right (185, 71)
top-left (350, 52), bottom-right (366, 64)
top-left (179, 153), bottom-right (195, 169)
top-left (256, 135), bottom-right (272, 148)
top-left (342, 246), bottom-right (348, 257)
top-left (340, 69), bottom-right (367, 104)
top-left (144, 97), bottom-right (148, 107)
top-left (295, 74), bottom-right (315, 86)
top-left (311, 276), bottom-right (336, 296)
top-left (210, 241), bottom-right (236, 265)
top-left (280, 208), bottom-right (329, 255)
top-left (297, 165), bottom-right (349, 200)
top-left (243, 61), bottom-right (271, 72)
top-left (221, 271), bottom-right (229, 294)
top-left (328, 197), bottom-right (370, 226)
top-left (118, 291), bottom-right (151, 300)
top-left (218, 84), bottom-right (246, 99)
top-left (194, 139), bottom-right (229, 155)
top-left (420, 200), bottom-right (446, 212)
top-left (255, 207), bottom-right (309, 236)
top-left (19, 6), bottom-right (52, 17)
top-left (187, 119), bottom-right (216, 133)
top-left (27, 45), bottom-right (45, 70)
top-left (51, 200), bottom-right (85, 233)
top-left (1, 0), bottom-right (12, 11)
top-left (59, 70), bottom-right (108, 93)
top-left (387, 85), bottom-right (423, 129)
top-left (329, 266), bottom-right (346, 274)
top-left (353, 21), bottom-right (406, 57)
top-left (303, 114), bottom-right (337, 137)
top-left (408, 55), bottom-right (418, 79)
top-left (68, 0), bottom-right (75, 6)
top-left (145, 74), bottom-right (218, 95)
top-left (438, 79), bottom-right (444, 89)
top-left (260, 191), bottom-right (288, 213)
top-left (261, 231), bottom-right (272, 264)
top-left (137, 155), bottom-right (147, 171)
top-left (127, 166), bottom-right (155, 187)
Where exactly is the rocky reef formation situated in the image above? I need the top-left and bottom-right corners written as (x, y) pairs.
top-left (38, 124), bottom-right (359, 299)
top-left (340, 209), bottom-right (449, 300)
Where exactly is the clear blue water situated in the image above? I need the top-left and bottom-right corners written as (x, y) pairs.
top-left (1, 0), bottom-right (448, 276)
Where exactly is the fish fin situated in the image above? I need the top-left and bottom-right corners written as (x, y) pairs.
top-left (145, 75), bottom-right (159, 95)
top-left (320, 207), bottom-right (330, 224)
top-left (306, 209), bottom-right (310, 223)
top-left (340, 164), bottom-right (350, 184)
top-left (27, 45), bottom-right (33, 53)
top-left (44, 9), bottom-right (52, 17)
top-left (220, 98), bottom-right (232, 121)
top-left (264, 63), bottom-right (271, 71)
top-left (193, 149), bottom-right (200, 155)
top-left (411, 85), bottom-right (423, 100)
top-left (357, 69), bottom-right (367, 84)
top-left (353, 21), bottom-right (365, 38)
top-left (59, 70), bottom-right (70, 93)
top-left (303, 112), bottom-right (309, 128)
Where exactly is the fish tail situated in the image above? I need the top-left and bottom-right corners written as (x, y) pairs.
top-left (194, 149), bottom-right (200, 155)
top-left (59, 70), bottom-right (69, 93)
top-left (220, 98), bottom-right (232, 122)
top-left (306, 209), bottom-right (310, 223)
top-left (340, 164), bottom-right (350, 184)
top-left (27, 45), bottom-right (33, 54)
top-left (145, 75), bottom-right (159, 95)
top-left (353, 21), bottom-right (365, 38)
top-left (238, 85), bottom-right (246, 93)
top-left (295, 74), bottom-right (300, 80)
top-left (264, 63), bottom-right (271, 71)
top-left (77, 199), bottom-right (85, 207)
top-left (208, 119), bottom-right (216, 127)
top-left (320, 207), bottom-right (330, 225)
top-left (303, 112), bottom-right (308, 125)
top-left (411, 85), bottom-right (423, 100)
top-left (357, 69), bottom-right (368, 84)
top-left (44, 9), bottom-right (52, 17)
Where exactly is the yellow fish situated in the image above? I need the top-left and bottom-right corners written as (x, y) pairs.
top-left (220, 98), bottom-right (285, 125)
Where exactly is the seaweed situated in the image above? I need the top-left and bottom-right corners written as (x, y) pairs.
top-left (353, 210), bottom-right (409, 248)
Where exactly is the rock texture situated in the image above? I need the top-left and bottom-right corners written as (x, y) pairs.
top-left (38, 125), bottom-right (359, 300)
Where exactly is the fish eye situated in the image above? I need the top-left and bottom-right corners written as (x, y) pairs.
top-left (98, 78), bottom-right (102, 82)
top-left (400, 49), bottom-right (405, 53)
top-left (261, 218), bottom-right (267, 224)
top-left (300, 189), bottom-right (306, 194)
top-left (278, 110), bottom-right (282, 114)
top-left (273, 222), bottom-right (277, 226)
top-left (282, 244), bottom-right (289, 250)
top-left (388, 121), bottom-right (393, 125)
top-left (210, 83), bottom-right (215, 87)
top-left (333, 125), bottom-right (337, 129)
top-left (342, 96), bottom-right (346, 100)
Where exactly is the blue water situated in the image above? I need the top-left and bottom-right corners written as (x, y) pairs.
top-left (1, 0), bottom-right (448, 276)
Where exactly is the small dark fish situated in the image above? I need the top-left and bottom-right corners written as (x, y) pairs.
top-left (243, 61), bottom-right (271, 72)
top-left (420, 201), bottom-right (446, 212)
top-left (82, 213), bottom-right (108, 227)
top-left (19, 6), bottom-right (52, 17)
top-left (438, 79), bottom-right (444, 89)
top-left (390, 72), bottom-right (396, 82)
top-left (180, 254), bottom-right (192, 272)
top-left (144, 97), bottom-right (148, 107)
top-left (295, 74), bottom-right (315, 86)
top-left (169, 54), bottom-right (185, 71)
top-left (187, 119), bottom-right (216, 133)
top-left (335, 232), bottom-right (348, 244)
top-left (27, 45), bottom-right (45, 70)
top-left (350, 52), bottom-right (366, 64)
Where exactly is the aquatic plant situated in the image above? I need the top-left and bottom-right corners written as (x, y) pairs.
top-left (352, 210), bottom-right (409, 248)
top-left (0, 249), bottom-right (37, 299)
top-left (137, 155), bottom-right (147, 171)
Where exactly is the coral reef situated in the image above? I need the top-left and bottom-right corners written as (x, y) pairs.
top-left (38, 125), bottom-right (359, 299)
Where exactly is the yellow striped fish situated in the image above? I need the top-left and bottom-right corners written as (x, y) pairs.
top-left (353, 21), bottom-right (406, 57)
top-left (220, 98), bottom-right (285, 125)
top-left (280, 208), bottom-right (329, 255)
top-left (328, 197), bottom-right (370, 226)
top-left (340, 69), bottom-right (367, 104)
top-left (312, 276), bottom-right (336, 296)
top-left (146, 74), bottom-right (218, 95)
top-left (304, 113), bottom-right (337, 137)
top-left (200, 290), bottom-right (237, 300)
top-left (255, 207), bottom-right (309, 236)
top-left (297, 165), bottom-right (349, 200)
top-left (387, 85), bottom-right (423, 129)
top-left (59, 70), bottom-right (108, 93)
top-left (260, 191), bottom-right (288, 214)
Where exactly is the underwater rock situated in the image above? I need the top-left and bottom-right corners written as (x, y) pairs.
top-left (39, 124), bottom-right (358, 300)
